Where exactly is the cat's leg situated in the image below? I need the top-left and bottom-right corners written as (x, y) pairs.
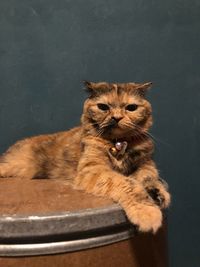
top-left (0, 138), bottom-right (42, 179)
top-left (75, 165), bottom-right (162, 233)
top-left (74, 142), bottom-right (163, 233)
top-left (133, 160), bottom-right (171, 209)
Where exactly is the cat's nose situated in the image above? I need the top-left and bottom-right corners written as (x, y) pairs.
top-left (111, 116), bottom-right (123, 123)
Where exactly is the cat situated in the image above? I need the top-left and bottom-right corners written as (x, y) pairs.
top-left (0, 81), bottom-right (170, 233)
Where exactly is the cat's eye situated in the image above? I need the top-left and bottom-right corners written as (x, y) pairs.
top-left (126, 104), bottom-right (138, 111)
top-left (97, 103), bottom-right (110, 111)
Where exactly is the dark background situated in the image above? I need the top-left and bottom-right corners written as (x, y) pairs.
top-left (0, 1), bottom-right (200, 266)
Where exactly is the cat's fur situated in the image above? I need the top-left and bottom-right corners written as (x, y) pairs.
top-left (0, 81), bottom-right (170, 232)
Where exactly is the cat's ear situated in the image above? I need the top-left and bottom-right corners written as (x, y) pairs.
top-left (134, 82), bottom-right (152, 97)
top-left (83, 80), bottom-right (96, 96)
top-left (83, 80), bottom-right (110, 97)
top-left (83, 80), bottom-right (95, 89)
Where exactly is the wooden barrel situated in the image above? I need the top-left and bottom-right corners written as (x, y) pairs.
top-left (0, 178), bottom-right (168, 267)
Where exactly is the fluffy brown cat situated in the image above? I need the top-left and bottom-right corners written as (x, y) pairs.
top-left (0, 81), bottom-right (170, 232)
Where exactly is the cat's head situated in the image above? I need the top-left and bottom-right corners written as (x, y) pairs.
top-left (81, 81), bottom-right (153, 139)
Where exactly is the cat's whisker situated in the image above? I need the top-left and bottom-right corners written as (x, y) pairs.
top-left (95, 127), bottom-right (105, 137)
top-left (132, 123), bottom-right (171, 147)
top-left (128, 123), bottom-right (154, 143)
top-left (133, 130), bottom-right (147, 142)
top-left (99, 122), bottom-right (110, 129)
top-left (89, 121), bottom-right (108, 137)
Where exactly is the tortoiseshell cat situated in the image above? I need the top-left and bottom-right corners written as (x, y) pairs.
top-left (0, 81), bottom-right (170, 232)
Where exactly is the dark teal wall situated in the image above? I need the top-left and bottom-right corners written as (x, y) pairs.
top-left (0, 1), bottom-right (200, 266)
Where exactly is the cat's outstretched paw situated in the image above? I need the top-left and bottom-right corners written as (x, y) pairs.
top-left (126, 204), bottom-right (162, 233)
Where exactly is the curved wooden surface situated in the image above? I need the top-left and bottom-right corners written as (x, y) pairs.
top-left (0, 178), bottom-right (113, 215)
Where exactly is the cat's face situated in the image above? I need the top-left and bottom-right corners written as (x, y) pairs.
top-left (82, 82), bottom-right (153, 139)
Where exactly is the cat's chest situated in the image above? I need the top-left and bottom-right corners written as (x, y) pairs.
top-left (107, 141), bottom-right (139, 176)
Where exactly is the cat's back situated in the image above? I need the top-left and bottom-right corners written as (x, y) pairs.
top-left (24, 126), bottom-right (82, 166)
top-left (45, 126), bottom-right (83, 160)
top-left (54, 126), bottom-right (82, 146)
top-left (31, 126), bottom-right (83, 179)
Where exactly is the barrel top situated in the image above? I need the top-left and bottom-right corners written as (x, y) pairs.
top-left (0, 178), bottom-right (113, 215)
top-left (0, 178), bottom-right (131, 250)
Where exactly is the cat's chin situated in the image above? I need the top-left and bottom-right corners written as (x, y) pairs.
top-left (107, 128), bottom-right (132, 139)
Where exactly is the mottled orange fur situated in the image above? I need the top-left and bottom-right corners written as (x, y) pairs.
top-left (0, 81), bottom-right (170, 232)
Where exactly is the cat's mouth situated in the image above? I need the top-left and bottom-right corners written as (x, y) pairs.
top-left (106, 118), bottom-right (119, 129)
top-left (101, 120), bottom-right (131, 138)
top-left (91, 119), bottom-right (136, 138)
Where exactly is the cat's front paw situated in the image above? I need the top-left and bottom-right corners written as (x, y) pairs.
top-left (147, 187), bottom-right (171, 209)
top-left (126, 203), bottom-right (162, 233)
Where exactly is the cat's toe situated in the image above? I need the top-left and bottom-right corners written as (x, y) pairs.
top-left (146, 188), bottom-right (171, 209)
top-left (126, 204), bottom-right (162, 233)
top-left (160, 190), bottom-right (171, 209)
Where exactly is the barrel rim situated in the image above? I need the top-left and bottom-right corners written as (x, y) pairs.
top-left (0, 204), bottom-right (122, 220)
top-left (0, 204), bottom-right (132, 240)
top-left (0, 227), bottom-right (135, 257)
